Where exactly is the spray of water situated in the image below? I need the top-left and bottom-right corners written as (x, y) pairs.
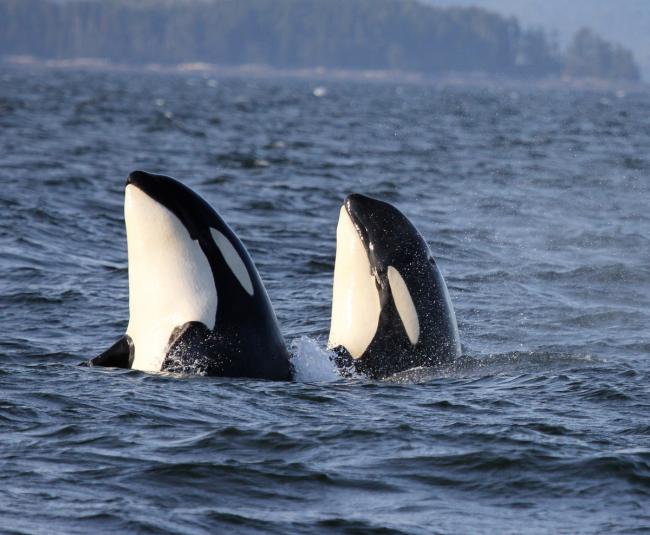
top-left (290, 336), bottom-right (343, 383)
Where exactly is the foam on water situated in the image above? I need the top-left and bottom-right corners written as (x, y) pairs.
top-left (290, 336), bottom-right (342, 382)
top-left (290, 336), bottom-right (606, 384)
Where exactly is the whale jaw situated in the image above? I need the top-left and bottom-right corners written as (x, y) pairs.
top-left (124, 184), bottom-right (217, 372)
top-left (328, 206), bottom-right (381, 359)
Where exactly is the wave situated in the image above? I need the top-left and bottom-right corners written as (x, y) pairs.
top-left (289, 336), bottom-right (606, 384)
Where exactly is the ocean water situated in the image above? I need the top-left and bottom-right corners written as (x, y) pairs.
top-left (0, 68), bottom-right (649, 534)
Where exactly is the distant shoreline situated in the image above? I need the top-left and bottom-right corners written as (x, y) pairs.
top-left (3, 55), bottom-right (647, 93)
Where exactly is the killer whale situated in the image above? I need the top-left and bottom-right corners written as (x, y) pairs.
top-left (87, 171), bottom-right (292, 380)
top-left (328, 194), bottom-right (461, 379)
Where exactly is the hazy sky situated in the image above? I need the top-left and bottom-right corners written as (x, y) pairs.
top-left (422, 0), bottom-right (650, 78)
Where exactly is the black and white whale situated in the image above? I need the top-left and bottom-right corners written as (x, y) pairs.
top-left (328, 194), bottom-right (461, 379)
top-left (87, 171), bottom-right (292, 380)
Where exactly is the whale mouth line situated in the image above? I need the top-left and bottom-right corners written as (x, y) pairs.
top-left (124, 171), bottom-right (206, 242)
top-left (126, 169), bottom-right (153, 185)
top-left (125, 170), bottom-right (159, 198)
top-left (344, 196), bottom-right (372, 254)
top-left (124, 172), bottom-right (162, 214)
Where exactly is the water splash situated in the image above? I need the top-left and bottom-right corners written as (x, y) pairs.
top-left (290, 336), bottom-right (342, 382)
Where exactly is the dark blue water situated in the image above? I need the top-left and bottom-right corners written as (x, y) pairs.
top-left (1, 67), bottom-right (649, 534)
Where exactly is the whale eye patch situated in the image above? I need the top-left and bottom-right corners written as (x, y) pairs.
top-left (210, 228), bottom-right (254, 296)
top-left (387, 266), bottom-right (420, 345)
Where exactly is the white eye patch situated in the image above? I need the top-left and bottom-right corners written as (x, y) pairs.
top-left (210, 228), bottom-right (254, 296)
top-left (387, 266), bottom-right (420, 345)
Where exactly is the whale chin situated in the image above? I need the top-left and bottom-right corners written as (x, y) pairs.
top-left (328, 206), bottom-right (381, 359)
top-left (124, 183), bottom-right (218, 372)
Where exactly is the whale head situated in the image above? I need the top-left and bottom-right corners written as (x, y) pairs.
top-left (328, 194), bottom-right (460, 376)
top-left (95, 171), bottom-right (263, 373)
top-left (124, 171), bottom-right (221, 372)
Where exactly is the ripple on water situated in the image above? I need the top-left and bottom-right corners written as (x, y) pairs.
top-left (0, 70), bottom-right (649, 534)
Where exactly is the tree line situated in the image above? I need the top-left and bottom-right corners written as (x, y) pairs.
top-left (0, 0), bottom-right (641, 81)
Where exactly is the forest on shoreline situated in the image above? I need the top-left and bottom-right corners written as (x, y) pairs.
top-left (0, 0), bottom-right (641, 82)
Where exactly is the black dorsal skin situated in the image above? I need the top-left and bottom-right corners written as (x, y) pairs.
top-left (331, 194), bottom-right (461, 379)
top-left (89, 171), bottom-right (292, 380)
